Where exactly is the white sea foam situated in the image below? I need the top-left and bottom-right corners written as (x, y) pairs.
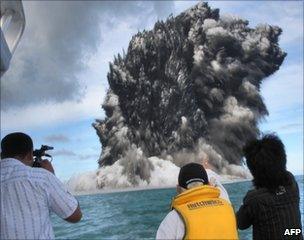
top-left (65, 156), bottom-right (179, 194)
top-left (66, 171), bottom-right (98, 193)
top-left (147, 157), bottom-right (180, 187)
top-left (66, 156), bottom-right (250, 195)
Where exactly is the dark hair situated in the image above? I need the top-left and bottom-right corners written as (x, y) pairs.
top-left (1, 132), bottom-right (33, 159)
top-left (243, 133), bottom-right (292, 191)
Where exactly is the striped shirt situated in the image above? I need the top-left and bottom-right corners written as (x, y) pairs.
top-left (0, 158), bottom-right (78, 239)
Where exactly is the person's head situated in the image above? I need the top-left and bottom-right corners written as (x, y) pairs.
top-left (1, 132), bottom-right (34, 166)
top-left (177, 162), bottom-right (209, 194)
top-left (243, 133), bottom-right (291, 191)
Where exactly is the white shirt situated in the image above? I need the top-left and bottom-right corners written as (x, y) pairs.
top-left (156, 169), bottom-right (231, 240)
top-left (206, 169), bottom-right (230, 203)
top-left (0, 158), bottom-right (78, 240)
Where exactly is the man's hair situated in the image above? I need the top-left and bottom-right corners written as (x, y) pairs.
top-left (1, 132), bottom-right (33, 159)
top-left (243, 134), bottom-right (292, 191)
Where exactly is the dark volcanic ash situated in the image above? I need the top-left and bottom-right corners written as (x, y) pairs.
top-left (93, 2), bottom-right (286, 186)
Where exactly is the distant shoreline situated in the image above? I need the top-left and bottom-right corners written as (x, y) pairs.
top-left (72, 177), bottom-right (252, 197)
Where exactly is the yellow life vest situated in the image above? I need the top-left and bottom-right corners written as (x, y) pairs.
top-left (171, 185), bottom-right (239, 240)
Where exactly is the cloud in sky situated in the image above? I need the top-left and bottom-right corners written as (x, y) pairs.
top-left (0, 83), bottom-right (105, 132)
top-left (78, 154), bottom-right (100, 161)
top-left (52, 148), bottom-right (99, 161)
top-left (261, 63), bottom-right (303, 114)
top-left (44, 134), bottom-right (70, 143)
top-left (52, 149), bottom-right (77, 157)
top-left (279, 123), bottom-right (303, 131)
top-left (0, 1), bottom-right (174, 110)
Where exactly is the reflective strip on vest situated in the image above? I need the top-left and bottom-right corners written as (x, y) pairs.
top-left (171, 185), bottom-right (239, 240)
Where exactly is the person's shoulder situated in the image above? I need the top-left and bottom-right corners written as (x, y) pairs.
top-left (286, 171), bottom-right (297, 185)
top-left (29, 166), bottom-right (49, 175)
top-left (28, 167), bottom-right (55, 183)
top-left (159, 210), bottom-right (184, 235)
top-left (206, 169), bottom-right (218, 177)
top-left (283, 172), bottom-right (300, 194)
top-left (243, 187), bottom-right (269, 204)
top-left (164, 209), bottom-right (180, 222)
top-left (244, 189), bottom-right (256, 201)
top-left (160, 209), bottom-right (183, 228)
top-left (206, 169), bottom-right (221, 182)
top-left (157, 209), bottom-right (184, 239)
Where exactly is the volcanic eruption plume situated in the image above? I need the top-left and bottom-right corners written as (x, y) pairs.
top-left (92, 2), bottom-right (286, 187)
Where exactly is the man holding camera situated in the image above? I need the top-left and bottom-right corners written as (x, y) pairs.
top-left (0, 132), bottom-right (82, 239)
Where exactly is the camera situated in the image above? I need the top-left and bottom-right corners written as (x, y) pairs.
top-left (33, 145), bottom-right (54, 168)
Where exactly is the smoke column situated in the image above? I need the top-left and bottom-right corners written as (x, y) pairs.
top-left (92, 2), bottom-right (285, 188)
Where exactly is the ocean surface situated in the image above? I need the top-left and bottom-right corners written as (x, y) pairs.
top-left (52, 175), bottom-right (304, 239)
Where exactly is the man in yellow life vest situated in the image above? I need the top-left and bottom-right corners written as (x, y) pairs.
top-left (156, 163), bottom-right (239, 240)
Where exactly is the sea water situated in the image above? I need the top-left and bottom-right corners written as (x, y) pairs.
top-left (52, 175), bottom-right (304, 239)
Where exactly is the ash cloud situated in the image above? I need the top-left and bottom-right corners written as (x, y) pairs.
top-left (93, 3), bottom-right (286, 186)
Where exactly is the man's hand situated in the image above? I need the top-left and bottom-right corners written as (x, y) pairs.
top-left (39, 160), bottom-right (55, 174)
top-left (65, 204), bottom-right (82, 223)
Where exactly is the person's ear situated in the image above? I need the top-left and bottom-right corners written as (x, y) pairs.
top-left (176, 185), bottom-right (184, 194)
top-left (24, 151), bottom-right (34, 166)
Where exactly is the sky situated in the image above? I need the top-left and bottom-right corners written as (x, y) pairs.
top-left (1, 1), bottom-right (303, 181)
